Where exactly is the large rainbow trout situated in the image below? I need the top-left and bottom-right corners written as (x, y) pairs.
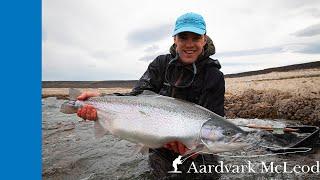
top-left (60, 89), bottom-right (248, 155)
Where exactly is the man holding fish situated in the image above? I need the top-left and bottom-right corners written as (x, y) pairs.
top-left (77, 12), bottom-right (225, 179)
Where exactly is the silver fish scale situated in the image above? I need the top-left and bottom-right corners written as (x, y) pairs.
top-left (84, 95), bottom-right (215, 148)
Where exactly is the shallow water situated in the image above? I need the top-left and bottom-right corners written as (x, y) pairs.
top-left (42, 97), bottom-right (320, 180)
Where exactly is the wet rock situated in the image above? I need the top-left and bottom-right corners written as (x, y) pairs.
top-left (276, 97), bottom-right (320, 126)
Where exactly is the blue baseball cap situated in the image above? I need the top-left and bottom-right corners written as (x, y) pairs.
top-left (172, 12), bottom-right (206, 36)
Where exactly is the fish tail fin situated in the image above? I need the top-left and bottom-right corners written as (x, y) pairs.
top-left (69, 88), bottom-right (82, 100)
top-left (60, 100), bottom-right (79, 114)
top-left (59, 88), bottom-right (82, 114)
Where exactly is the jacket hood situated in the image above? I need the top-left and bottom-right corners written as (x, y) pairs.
top-left (169, 35), bottom-right (216, 58)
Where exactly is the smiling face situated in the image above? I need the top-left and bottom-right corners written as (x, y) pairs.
top-left (174, 32), bottom-right (207, 64)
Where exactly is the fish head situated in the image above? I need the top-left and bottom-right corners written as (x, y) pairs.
top-left (60, 100), bottom-right (82, 114)
top-left (200, 119), bottom-right (248, 153)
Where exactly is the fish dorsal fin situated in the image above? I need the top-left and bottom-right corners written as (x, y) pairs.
top-left (139, 90), bottom-right (158, 96)
top-left (69, 88), bottom-right (82, 100)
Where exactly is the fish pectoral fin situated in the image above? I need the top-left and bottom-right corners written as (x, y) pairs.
top-left (94, 120), bottom-right (110, 138)
top-left (183, 144), bottom-right (207, 156)
top-left (132, 144), bottom-right (149, 155)
top-left (69, 88), bottom-right (82, 100)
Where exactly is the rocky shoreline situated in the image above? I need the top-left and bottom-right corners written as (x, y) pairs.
top-left (224, 66), bottom-right (320, 126)
top-left (42, 62), bottom-right (320, 126)
top-left (225, 89), bottom-right (319, 126)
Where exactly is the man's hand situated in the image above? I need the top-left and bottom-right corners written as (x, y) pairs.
top-left (164, 141), bottom-right (199, 159)
top-left (77, 91), bottom-right (100, 121)
top-left (77, 91), bottom-right (100, 101)
top-left (164, 141), bottom-right (188, 155)
top-left (77, 104), bottom-right (98, 121)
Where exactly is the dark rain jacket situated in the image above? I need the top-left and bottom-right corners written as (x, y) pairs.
top-left (126, 36), bottom-right (225, 178)
top-left (130, 36), bottom-right (225, 116)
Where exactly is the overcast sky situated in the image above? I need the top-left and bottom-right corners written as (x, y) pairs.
top-left (42, 0), bottom-right (320, 81)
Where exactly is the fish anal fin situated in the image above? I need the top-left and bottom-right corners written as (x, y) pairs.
top-left (132, 144), bottom-right (149, 155)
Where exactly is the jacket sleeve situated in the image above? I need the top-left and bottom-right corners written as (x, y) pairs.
top-left (130, 56), bottom-right (165, 95)
top-left (198, 69), bottom-right (225, 117)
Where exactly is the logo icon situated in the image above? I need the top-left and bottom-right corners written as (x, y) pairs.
top-left (168, 155), bottom-right (183, 173)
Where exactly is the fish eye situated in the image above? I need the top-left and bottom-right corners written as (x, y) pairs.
top-left (225, 129), bottom-right (236, 136)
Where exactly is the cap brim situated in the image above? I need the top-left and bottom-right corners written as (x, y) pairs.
top-left (172, 27), bottom-right (206, 36)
